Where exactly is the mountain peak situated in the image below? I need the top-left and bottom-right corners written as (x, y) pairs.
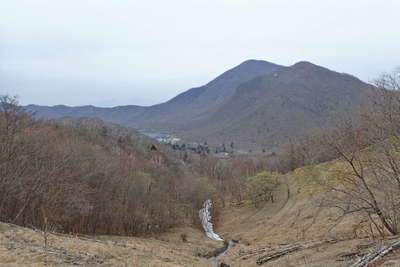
top-left (238, 59), bottom-right (282, 69)
top-left (292, 61), bottom-right (319, 68)
top-left (205, 59), bottom-right (284, 87)
top-left (241, 59), bottom-right (274, 64)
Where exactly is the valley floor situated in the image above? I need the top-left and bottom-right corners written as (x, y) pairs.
top-left (2, 205), bottom-right (400, 266)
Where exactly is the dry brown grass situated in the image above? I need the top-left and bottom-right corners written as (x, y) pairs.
top-left (0, 223), bottom-right (220, 266)
top-left (2, 159), bottom-right (400, 266)
top-left (211, 162), bottom-right (400, 266)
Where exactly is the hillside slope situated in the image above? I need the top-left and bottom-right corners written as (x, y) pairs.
top-left (133, 60), bottom-right (284, 131)
top-left (182, 61), bottom-right (372, 150)
top-left (0, 222), bottom-right (217, 267)
top-left (27, 60), bottom-right (283, 132)
top-left (0, 106), bottom-right (215, 237)
top-left (3, 157), bottom-right (400, 266)
top-left (212, 158), bottom-right (400, 266)
top-left (27, 60), bottom-right (371, 151)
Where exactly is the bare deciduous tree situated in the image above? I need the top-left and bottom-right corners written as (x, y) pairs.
top-left (319, 69), bottom-right (400, 237)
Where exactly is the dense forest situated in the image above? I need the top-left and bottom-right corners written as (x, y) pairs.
top-left (0, 95), bottom-right (214, 235)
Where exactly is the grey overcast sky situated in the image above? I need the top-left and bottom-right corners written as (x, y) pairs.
top-left (1, 0), bottom-right (399, 107)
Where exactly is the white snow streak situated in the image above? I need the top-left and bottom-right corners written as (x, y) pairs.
top-left (199, 199), bottom-right (223, 241)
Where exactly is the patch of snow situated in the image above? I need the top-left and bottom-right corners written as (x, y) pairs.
top-left (199, 199), bottom-right (223, 241)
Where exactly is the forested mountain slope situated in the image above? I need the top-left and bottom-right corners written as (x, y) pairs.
top-left (182, 61), bottom-right (372, 150)
top-left (27, 60), bottom-right (372, 151)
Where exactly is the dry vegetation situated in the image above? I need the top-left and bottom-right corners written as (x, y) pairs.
top-left (0, 221), bottom-right (220, 266)
top-left (209, 69), bottom-right (400, 266)
top-left (0, 95), bottom-right (217, 236)
top-left (2, 70), bottom-right (400, 266)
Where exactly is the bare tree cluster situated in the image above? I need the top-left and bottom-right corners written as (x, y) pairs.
top-left (319, 69), bottom-right (400, 236)
top-left (0, 95), bottom-right (214, 236)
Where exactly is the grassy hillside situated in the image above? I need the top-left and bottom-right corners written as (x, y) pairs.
top-left (212, 157), bottom-right (400, 266)
top-left (0, 222), bottom-right (218, 267)
top-left (2, 156), bottom-right (400, 266)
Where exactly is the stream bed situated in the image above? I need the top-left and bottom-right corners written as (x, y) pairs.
top-left (199, 200), bottom-right (237, 267)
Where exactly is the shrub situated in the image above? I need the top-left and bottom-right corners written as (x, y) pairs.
top-left (246, 171), bottom-right (280, 207)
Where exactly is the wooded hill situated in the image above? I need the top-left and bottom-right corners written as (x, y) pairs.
top-left (0, 96), bottom-right (215, 236)
top-left (26, 60), bottom-right (372, 151)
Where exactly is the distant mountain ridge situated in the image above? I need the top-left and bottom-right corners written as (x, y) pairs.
top-left (27, 60), bottom-right (282, 130)
top-left (26, 59), bottom-right (372, 151)
top-left (183, 61), bottom-right (372, 149)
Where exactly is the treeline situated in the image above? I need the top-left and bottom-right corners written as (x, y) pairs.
top-left (180, 151), bottom-right (283, 208)
top-left (0, 95), bottom-right (213, 236)
top-left (168, 141), bottom-right (235, 156)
